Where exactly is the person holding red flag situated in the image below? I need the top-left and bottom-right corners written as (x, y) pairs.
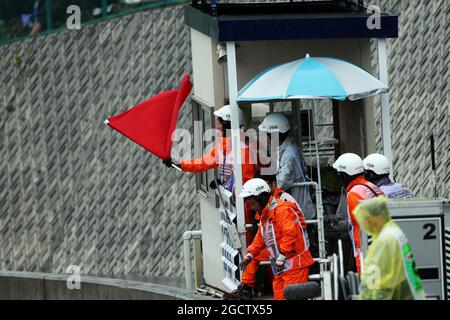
top-left (105, 75), bottom-right (193, 160)
top-left (163, 104), bottom-right (256, 192)
top-left (164, 104), bottom-right (257, 248)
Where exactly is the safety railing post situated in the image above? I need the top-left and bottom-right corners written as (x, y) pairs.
top-left (102, 0), bottom-right (108, 18)
top-left (292, 181), bottom-right (327, 298)
top-left (183, 230), bottom-right (202, 291)
top-left (45, 0), bottom-right (52, 31)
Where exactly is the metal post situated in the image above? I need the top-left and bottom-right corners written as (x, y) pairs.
top-left (292, 182), bottom-right (326, 260)
top-left (183, 236), bottom-right (193, 290)
top-left (45, 0), bottom-right (52, 31)
top-left (102, 0), bottom-right (108, 18)
top-left (183, 230), bottom-right (202, 290)
top-left (322, 271), bottom-right (333, 300)
top-left (225, 42), bottom-right (246, 253)
top-left (333, 254), bottom-right (339, 300)
top-left (377, 38), bottom-right (393, 176)
top-left (193, 237), bottom-right (203, 288)
top-left (360, 252), bottom-right (364, 274)
top-left (310, 100), bottom-right (322, 190)
top-left (338, 239), bottom-right (344, 277)
top-left (292, 181), bottom-right (326, 297)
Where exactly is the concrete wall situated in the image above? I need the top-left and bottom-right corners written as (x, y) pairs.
top-left (372, 0), bottom-right (449, 197)
top-left (0, 271), bottom-right (207, 300)
top-left (0, 1), bottom-right (448, 283)
top-left (0, 6), bottom-right (198, 279)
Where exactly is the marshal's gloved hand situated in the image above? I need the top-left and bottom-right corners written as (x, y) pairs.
top-left (209, 179), bottom-right (222, 190)
top-left (162, 158), bottom-right (179, 169)
top-left (275, 254), bottom-right (286, 272)
top-left (240, 253), bottom-right (253, 271)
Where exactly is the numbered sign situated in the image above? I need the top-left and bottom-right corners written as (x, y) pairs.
top-left (394, 217), bottom-right (444, 299)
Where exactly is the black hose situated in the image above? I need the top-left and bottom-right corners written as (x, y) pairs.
top-left (430, 134), bottom-right (436, 171)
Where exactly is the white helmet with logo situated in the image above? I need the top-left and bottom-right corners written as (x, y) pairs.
top-left (239, 178), bottom-right (271, 198)
top-left (258, 112), bottom-right (290, 133)
top-left (213, 104), bottom-right (245, 126)
top-left (363, 153), bottom-right (391, 175)
top-left (332, 153), bottom-right (364, 176)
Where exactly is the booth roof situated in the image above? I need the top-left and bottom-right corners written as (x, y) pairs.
top-left (184, 1), bottom-right (398, 41)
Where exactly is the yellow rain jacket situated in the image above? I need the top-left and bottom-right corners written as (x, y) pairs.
top-left (354, 197), bottom-right (425, 300)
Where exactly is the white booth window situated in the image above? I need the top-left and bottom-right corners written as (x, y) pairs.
top-left (191, 99), bottom-right (218, 205)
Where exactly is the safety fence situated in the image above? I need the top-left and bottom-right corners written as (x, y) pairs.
top-left (0, 0), bottom-right (189, 46)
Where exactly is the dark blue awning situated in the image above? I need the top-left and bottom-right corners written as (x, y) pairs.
top-left (184, 2), bottom-right (398, 41)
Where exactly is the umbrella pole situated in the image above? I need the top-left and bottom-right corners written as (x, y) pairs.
top-left (310, 100), bottom-right (322, 190)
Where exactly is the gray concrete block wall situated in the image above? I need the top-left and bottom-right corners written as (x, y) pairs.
top-left (0, 1), bottom-right (448, 281)
top-left (0, 272), bottom-right (209, 300)
top-left (0, 6), bottom-right (198, 279)
top-left (371, 0), bottom-right (449, 198)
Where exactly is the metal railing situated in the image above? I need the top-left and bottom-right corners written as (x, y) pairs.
top-left (0, 0), bottom-right (190, 46)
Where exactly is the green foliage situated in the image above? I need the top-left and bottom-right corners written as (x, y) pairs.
top-left (0, 19), bottom-right (6, 39)
top-left (14, 53), bottom-right (23, 70)
top-left (5, 104), bottom-right (15, 113)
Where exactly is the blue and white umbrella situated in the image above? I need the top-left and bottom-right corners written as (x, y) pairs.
top-left (238, 54), bottom-right (388, 102)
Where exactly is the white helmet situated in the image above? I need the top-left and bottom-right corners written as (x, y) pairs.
top-left (258, 113), bottom-right (290, 133)
top-left (213, 104), bottom-right (245, 126)
top-left (363, 153), bottom-right (391, 175)
top-left (332, 153), bottom-right (364, 176)
top-left (239, 178), bottom-right (271, 198)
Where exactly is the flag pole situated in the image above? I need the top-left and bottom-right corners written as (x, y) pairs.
top-left (171, 164), bottom-right (182, 172)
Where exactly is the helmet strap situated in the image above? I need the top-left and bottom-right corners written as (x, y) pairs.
top-left (218, 118), bottom-right (231, 134)
top-left (340, 173), bottom-right (363, 188)
top-left (364, 170), bottom-right (378, 183)
top-left (255, 192), bottom-right (271, 210)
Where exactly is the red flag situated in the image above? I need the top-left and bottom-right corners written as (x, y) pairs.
top-left (105, 75), bottom-right (192, 159)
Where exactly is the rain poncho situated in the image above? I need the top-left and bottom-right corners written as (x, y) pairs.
top-left (276, 136), bottom-right (315, 220)
top-left (355, 197), bottom-right (425, 300)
